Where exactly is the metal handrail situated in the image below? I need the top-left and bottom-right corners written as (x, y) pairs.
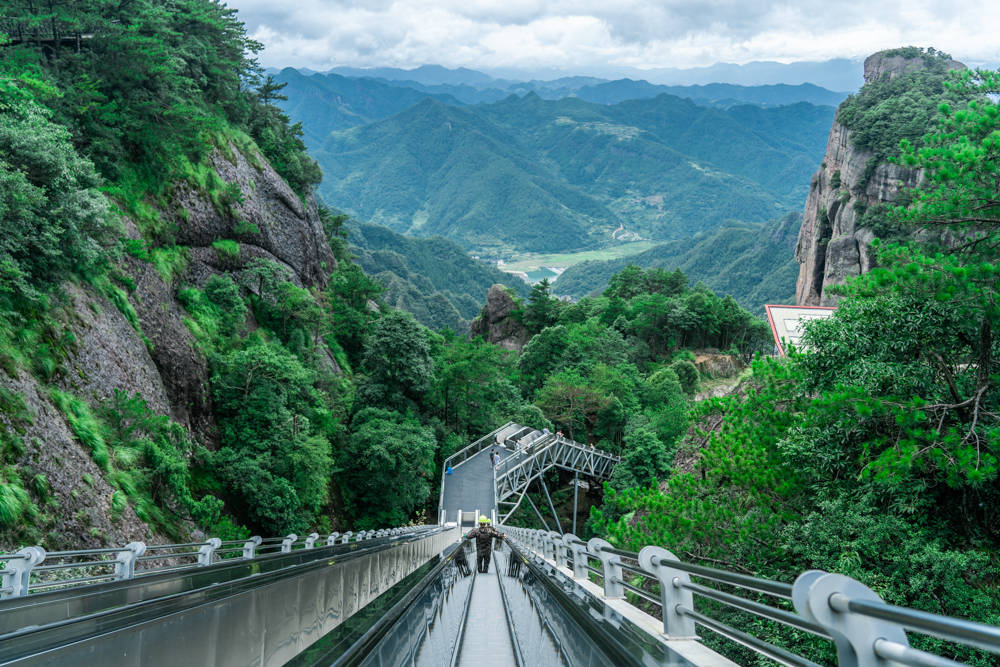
top-left (832, 595), bottom-right (1000, 654)
top-left (504, 526), bottom-right (1000, 666)
top-left (1, 525), bottom-right (426, 599)
top-left (681, 580), bottom-right (830, 637)
top-left (678, 605), bottom-right (823, 667)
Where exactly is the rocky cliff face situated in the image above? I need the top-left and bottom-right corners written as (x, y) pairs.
top-left (0, 141), bottom-right (334, 550)
top-left (470, 284), bottom-right (529, 351)
top-left (794, 51), bottom-right (963, 306)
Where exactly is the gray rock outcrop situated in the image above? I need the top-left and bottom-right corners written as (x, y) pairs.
top-left (0, 139), bottom-right (338, 551)
top-left (174, 142), bottom-right (335, 288)
top-left (470, 284), bottom-right (529, 351)
top-left (794, 51), bottom-right (964, 306)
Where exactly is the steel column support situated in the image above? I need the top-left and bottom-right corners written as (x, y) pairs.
top-left (524, 486), bottom-right (551, 531)
top-left (572, 472), bottom-right (579, 535)
top-left (539, 474), bottom-right (563, 534)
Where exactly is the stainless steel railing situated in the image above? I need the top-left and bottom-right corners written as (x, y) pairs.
top-left (0, 526), bottom-right (421, 599)
top-left (504, 526), bottom-right (1000, 667)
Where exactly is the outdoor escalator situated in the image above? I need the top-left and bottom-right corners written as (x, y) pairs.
top-left (322, 539), bottom-right (694, 667)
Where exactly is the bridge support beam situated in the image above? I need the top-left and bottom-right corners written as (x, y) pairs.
top-left (572, 472), bottom-right (579, 535)
top-left (539, 475), bottom-right (563, 534)
top-left (524, 489), bottom-right (550, 531)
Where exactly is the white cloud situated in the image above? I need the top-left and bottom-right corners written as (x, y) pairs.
top-left (230, 0), bottom-right (1000, 71)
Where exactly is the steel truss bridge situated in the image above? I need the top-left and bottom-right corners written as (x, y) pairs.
top-left (1, 427), bottom-right (997, 666)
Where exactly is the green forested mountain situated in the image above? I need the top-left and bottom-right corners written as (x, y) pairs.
top-left (313, 93), bottom-right (832, 254)
top-left (553, 212), bottom-right (801, 311)
top-left (347, 221), bottom-right (529, 331)
top-left (274, 68), bottom-right (458, 148)
top-left (314, 98), bottom-right (621, 253)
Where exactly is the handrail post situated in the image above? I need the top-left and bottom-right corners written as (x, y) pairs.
top-left (1, 547), bottom-right (45, 598)
top-left (793, 571), bottom-right (909, 667)
top-left (541, 532), bottom-right (555, 561)
top-left (549, 531), bottom-right (566, 568)
top-left (114, 542), bottom-right (146, 580)
top-left (280, 534), bottom-right (298, 553)
top-left (242, 536), bottom-right (262, 559)
top-left (354, 531), bottom-right (366, 542)
top-left (638, 546), bottom-right (697, 639)
top-left (304, 533), bottom-right (320, 549)
top-left (588, 538), bottom-right (623, 599)
top-left (564, 534), bottom-right (588, 579)
top-left (340, 531), bottom-right (353, 544)
top-left (326, 532), bottom-right (340, 546)
top-left (197, 538), bottom-right (221, 566)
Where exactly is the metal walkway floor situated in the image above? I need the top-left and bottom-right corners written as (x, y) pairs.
top-left (441, 448), bottom-right (497, 520)
top-left (457, 555), bottom-right (517, 665)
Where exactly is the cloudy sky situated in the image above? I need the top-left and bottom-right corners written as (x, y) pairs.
top-left (233, 0), bottom-right (1000, 75)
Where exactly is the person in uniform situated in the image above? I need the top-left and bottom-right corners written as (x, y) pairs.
top-left (464, 516), bottom-right (505, 573)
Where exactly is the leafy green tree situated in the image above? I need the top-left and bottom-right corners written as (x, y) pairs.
top-left (560, 319), bottom-right (628, 372)
top-left (210, 340), bottom-right (334, 532)
top-left (0, 98), bottom-right (111, 304)
top-left (535, 369), bottom-right (611, 442)
top-left (360, 310), bottom-right (434, 409)
top-left (670, 359), bottom-right (700, 396)
top-left (339, 408), bottom-right (436, 527)
top-left (641, 367), bottom-right (689, 447)
top-left (433, 333), bottom-right (520, 435)
top-left (515, 324), bottom-right (568, 395)
top-left (257, 75), bottom-right (288, 106)
top-left (522, 278), bottom-right (562, 334)
top-left (326, 261), bottom-right (382, 363)
top-left (203, 274), bottom-right (247, 337)
top-left (604, 264), bottom-right (647, 300)
top-left (609, 417), bottom-right (673, 490)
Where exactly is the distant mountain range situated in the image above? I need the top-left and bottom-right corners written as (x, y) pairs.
top-left (301, 91), bottom-right (832, 254)
top-left (276, 59), bottom-right (866, 92)
top-left (276, 67), bottom-right (848, 129)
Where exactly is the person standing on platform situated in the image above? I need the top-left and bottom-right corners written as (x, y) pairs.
top-left (465, 516), bottom-right (505, 573)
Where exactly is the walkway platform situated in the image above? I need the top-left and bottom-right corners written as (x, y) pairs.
top-left (441, 447), bottom-right (497, 522)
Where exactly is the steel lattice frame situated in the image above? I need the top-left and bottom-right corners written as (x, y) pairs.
top-left (495, 435), bottom-right (619, 524)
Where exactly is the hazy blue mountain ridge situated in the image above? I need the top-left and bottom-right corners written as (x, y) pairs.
top-left (275, 68), bottom-right (460, 148)
top-left (575, 80), bottom-right (848, 107)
